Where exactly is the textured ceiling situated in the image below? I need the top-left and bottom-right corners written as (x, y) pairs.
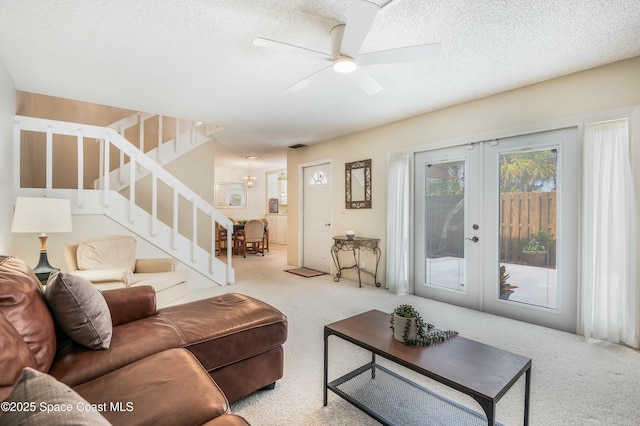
top-left (1, 0), bottom-right (639, 166)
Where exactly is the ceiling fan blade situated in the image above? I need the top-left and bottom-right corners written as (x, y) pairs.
top-left (287, 65), bottom-right (333, 92)
top-left (352, 68), bottom-right (383, 95)
top-left (357, 42), bottom-right (443, 66)
top-left (340, 0), bottom-right (380, 57)
top-left (253, 37), bottom-right (332, 61)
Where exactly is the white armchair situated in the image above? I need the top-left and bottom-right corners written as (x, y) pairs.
top-left (63, 235), bottom-right (188, 307)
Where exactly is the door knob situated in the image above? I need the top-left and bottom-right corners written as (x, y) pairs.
top-left (465, 236), bottom-right (479, 242)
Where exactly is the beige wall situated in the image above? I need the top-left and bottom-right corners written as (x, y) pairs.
top-left (0, 59), bottom-right (16, 253)
top-left (212, 164), bottom-right (271, 221)
top-left (16, 91), bottom-right (135, 125)
top-left (287, 56), bottom-right (640, 286)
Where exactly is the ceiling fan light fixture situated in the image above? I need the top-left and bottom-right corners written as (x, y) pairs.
top-left (333, 56), bottom-right (357, 73)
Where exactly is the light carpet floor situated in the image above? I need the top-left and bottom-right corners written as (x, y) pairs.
top-left (176, 246), bottom-right (640, 425)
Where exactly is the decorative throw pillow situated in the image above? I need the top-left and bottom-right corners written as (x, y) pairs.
top-left (0, 367), bottom-right (111, 426)
top-left (45, 271), bottom-right (112, 350)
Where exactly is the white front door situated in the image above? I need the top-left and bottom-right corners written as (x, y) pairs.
top-left (415, 127), bottom-right (579, 332)
top-left (302, 163), bottom-right (332, 272)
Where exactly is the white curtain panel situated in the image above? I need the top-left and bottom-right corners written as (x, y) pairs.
top-left (581, 119), bottom-right (638, 348)
top-left (386, 154), bottom-right (410, 295)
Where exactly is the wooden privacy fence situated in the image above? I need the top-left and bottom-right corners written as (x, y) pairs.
top-left (500, 192), bottom-right (556, 267)
top-left (426, 192), bottom-right (556, 267)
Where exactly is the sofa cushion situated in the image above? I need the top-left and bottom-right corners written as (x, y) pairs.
top-left (157, 293), bottom-right (287, 373)
top-left (0, 256), bottom-right (56, 373)
top-left (73, 348), bottom-right (230, 425)
top-left (45, 271), bottom-right (112, 350)
top-left (0, 367), bottom-right (110, 426)
top-left (49, 316), bottom-right (184, 387)
top-left (76, 235), bottom-right (136, 272)
top-left (67, 269), bottom-right (133, 286)
top-left (130, 270), bottom-right (189, 292)
top-left (0, 313), bottom-right (38, 401)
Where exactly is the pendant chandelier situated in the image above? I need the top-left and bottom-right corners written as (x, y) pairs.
top-left (243, 163), bottom-right (257, 188)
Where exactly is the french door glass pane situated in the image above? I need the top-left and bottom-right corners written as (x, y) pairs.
top-left (425, 160), bottom-right (465, 291)
top-left (499, 148), bottom-right (557, 309)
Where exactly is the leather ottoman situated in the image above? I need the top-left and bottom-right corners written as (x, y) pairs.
top-left (158, 293), bottom-right (287, 402)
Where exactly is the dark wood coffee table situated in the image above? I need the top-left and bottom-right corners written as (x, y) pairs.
top-left (324, 310), bottom-right (531, 425)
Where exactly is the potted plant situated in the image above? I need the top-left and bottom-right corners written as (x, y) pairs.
top-left (390, 304), bottom-right (457, 346)
top-left (499, 265), bottom-right (518, 300)
top-left (522, 231), bottom-right (550, 266)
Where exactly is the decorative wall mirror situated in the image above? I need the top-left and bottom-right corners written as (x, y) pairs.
top-left (345, 159), bottom-right (371, 209)
top-left (214, 182), bottom-right (247, 208)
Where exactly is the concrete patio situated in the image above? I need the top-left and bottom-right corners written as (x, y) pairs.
top-left (426, 257), bottom-right (557, 309)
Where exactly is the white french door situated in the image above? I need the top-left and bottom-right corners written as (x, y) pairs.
top-left (415, 127), bottom-right (579, 332)
top-left (414, 144), bottom-right (482, 310)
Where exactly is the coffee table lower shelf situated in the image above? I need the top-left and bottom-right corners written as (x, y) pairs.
top-left (328, 363), bottom-right (504, 426)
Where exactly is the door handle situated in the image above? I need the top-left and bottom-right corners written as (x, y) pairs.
top-left (465, 236), bottom-right (479, 243)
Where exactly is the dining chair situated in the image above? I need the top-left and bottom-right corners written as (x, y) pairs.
top-left (260, 217), bottom-right (270, 252)
top-left (234, 219), bottom-right (265, 258)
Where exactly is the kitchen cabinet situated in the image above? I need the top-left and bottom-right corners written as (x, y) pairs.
top-left (266, 214), bottom-right (287, 245)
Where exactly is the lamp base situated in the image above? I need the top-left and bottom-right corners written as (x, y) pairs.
top-left (32, 251), bottom-right (58, 283)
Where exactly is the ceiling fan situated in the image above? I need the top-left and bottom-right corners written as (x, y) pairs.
top-left (253, 0), bottom-right (442, 95)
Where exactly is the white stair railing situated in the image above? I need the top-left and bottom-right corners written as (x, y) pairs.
top-left (96, 113), bottom-right (224, 192)
top-left (14, 115), bottom-right (234, 285)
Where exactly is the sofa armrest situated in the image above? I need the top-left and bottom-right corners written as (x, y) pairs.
top-left (135, 258), bottom-right (176, 273)
top-left (102, 286), bottom-right (157, 326)
top-left (67, 269), bottom-right (133, 285)
top-left (63, 244), bottom-right (79, 271)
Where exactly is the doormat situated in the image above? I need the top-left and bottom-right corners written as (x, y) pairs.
top-left (285, 267), bottom-right (327, 278)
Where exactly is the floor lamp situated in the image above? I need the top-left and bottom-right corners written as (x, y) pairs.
top-left (11, 196), bottom-right (73, 282)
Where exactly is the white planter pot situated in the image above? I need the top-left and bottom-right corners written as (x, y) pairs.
top-left (393, 314), bottom-right (417, 342)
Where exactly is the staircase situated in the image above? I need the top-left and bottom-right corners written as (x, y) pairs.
top-left (14, 115), bottom-right (234, 286)
top-left (96, 112), bottom-right (224, 192)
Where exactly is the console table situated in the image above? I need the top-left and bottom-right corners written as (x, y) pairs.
top-left (331, 236), bottom-right (381, 287)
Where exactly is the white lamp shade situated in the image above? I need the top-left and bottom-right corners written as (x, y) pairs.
top-left (11, 197), bottom-right (72, 233)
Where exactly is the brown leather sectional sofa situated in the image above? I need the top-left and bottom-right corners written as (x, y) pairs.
top-left (0, 255), bottom-right (288, 425)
